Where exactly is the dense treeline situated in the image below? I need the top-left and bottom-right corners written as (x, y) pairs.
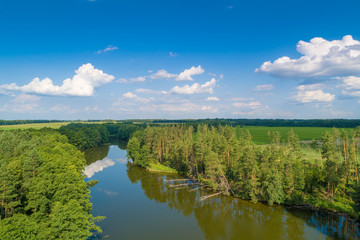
top-left (0, 120), bottom-right (64, 126)
top-left (58, 123), bottom-right (110, 150)
top-left (152, 119), bottom-right (360, 128)
top-left (59, 123), bottom-right (146, 150)
top-left (0, 129), bottom-right (102, 239)
top-left (3, 118), bottom-right (360, 128)
top-left (103, 123), bottom-right (146, 140)
top-left (127, 125), bottom-right (360, 216)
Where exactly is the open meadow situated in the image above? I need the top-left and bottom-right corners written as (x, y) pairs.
top-left (0, 122), bottom-right (71, 130)
top-left (241, 126), bottom-right (348, 144)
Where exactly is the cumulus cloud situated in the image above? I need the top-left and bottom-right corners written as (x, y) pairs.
top-left (149, 69), bottom-right (177, 79)
top-left (176, 65), bottom-right (205, 81)
top-left (0, 63), bottom-right (114, 96)
top-left (256, 35), bottom-right (360, 78)
top-left (253, 84), bottom-right (274, 91)
top-left (206, 96), bottom-right (220, 101)
top-left (96, 45), bottom-right (118, 54)
top-left (116, 66), bottom-right (205, 84)
top-left (130, 76), bottom-right (146, 83)
top-left (342, 76), bottom-right (360, 90)
top-left (339, 76), bottom-right (360, 97)
top-left (171, 78), bottom-right (216, 95)
top-left (123, 92), bottom-right (137, 98)
top-left (116, 92), bottom-right (154, 104)
top-left (291, 84), bottom-right (335, 103)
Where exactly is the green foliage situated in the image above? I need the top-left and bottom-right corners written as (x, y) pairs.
top-left (0, 129), bottom-right (102, 239)
top-left (58, 123), bottom-right (109, 150)
top-left (126, 124), bottom-right (360, 217)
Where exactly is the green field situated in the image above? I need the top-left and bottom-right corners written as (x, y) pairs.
top-left (240, 126), bottom-right (345, 145)
top-left (0, 121), bottom-right (112, 130)
top-left (0, 122), bottom-right (71, 130)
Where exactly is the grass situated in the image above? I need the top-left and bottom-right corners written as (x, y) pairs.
top-left (0, 122), bottom-right (71, 130)
top-left (239, 126), bottom-right (349, 145)
top-left (147, 162), bottom-right (178, 173)
top-left (304, 192), bottom-right (357, 217)
top-left (0, 121), bottom-right (108, 130)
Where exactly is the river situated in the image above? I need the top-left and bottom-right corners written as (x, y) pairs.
top-left (84, 144), bottom-right (360, 240)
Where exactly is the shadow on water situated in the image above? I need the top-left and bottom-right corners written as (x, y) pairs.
top-left (126, 162), bottom-right (360, 240)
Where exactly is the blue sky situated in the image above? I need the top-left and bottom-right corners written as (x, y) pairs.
top-left (1, 0), bottom-right (360, 120)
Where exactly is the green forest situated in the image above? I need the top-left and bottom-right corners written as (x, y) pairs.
top-left (2, 121), bottom-right (360, 239)
top-left (0, 129), bottom-right (103, 239)
top-left (127, 124), bottom-right (360, 217)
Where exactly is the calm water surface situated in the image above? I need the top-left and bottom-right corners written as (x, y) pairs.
top-left (84, 144), bottom-right (360, 240)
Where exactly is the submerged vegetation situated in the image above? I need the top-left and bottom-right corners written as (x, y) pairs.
top-left (127, 124), bottom-right (360, 217)
top-left (0, 129), bottom-right (103, 239)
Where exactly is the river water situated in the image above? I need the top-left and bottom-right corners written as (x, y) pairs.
top-left (84, 144), bottom-right (360, 240)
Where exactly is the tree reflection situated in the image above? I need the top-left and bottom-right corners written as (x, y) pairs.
top-left (84, 145), bottom-right (110, 165)
top-left (126, 163), bottom-right (360, 240)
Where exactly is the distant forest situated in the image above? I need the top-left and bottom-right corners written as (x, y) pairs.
top-left (151, 119), bottom-right (360, 128)
top-left (2, 119), bottom-right (360, 128)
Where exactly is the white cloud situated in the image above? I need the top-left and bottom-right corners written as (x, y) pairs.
top-left (123, 92), bottom-right (137, 98)
top-left (233, 101), bottom-right (262, 109)
top-left (50, 104), bottom-right (103, 114)
top-left (149, 69), bottom-right (177, 79)
top-left (200, 105), bottom-right (218, 113)
top-left (256, 35), bottom-right (360, 78)
top-left (171, 78), bottom-right (216, 95)
top-left (253, 84), bottom-right (274, 91)
top-left (169, 52), bottom-right (177, 57)
top-left (342, 90), bottom-right (360, 97)
top-left (291, 84), bottom-right (335, 103)
top-left (339, 76), bottom-right (360, 97)
top-left (97, 45), bottom-right (118, 54)
top-left (116, 76), bottom-right (146, 84)
top-left (116, 78), bottom-right (128, 84)
top-left (158, 102), bottom-right (218, 113)
top-left (135, 88), bottom-right (167, 95)
top-left (232, 97), bottom-right (254, 101)
top-left (0, 63), bottom-right (114, 97)
top-left (206, 96), bottom-right (220, 101)
top-left (342, 76), bottom-right (360, 90)
top-left (232, 99), bottom-right (268, 116)
top-left (176, 65), bottom-right (205, 81)
top-left (0, 94), bottom-right (41, 113)
top-left (84, 105), bottom-right (103, 113)
top-left (117, 92), bottom-right (153, 104)
top-left (130, 76), bottom-right (146, 83)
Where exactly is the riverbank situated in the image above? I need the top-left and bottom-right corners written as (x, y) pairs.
top-left (147, 162), bottom-right (178, 173)
top-left (155, 163), bottom-right (360, 220)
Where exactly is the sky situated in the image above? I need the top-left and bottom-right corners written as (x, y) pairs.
top-left (1, 0), bottom-right (360, 120)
